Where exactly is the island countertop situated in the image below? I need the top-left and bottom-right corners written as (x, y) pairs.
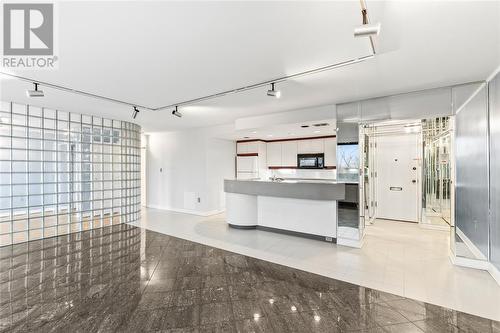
top-left (224, 179), bottom-right (346, 201)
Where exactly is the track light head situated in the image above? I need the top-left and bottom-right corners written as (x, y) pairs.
top-left (172, 106), bottom-right (182, 118)
top-left (267, 83), bottom-right (281, 98)
top-left (354, 22), bottom-right (381, 37)
top-left (26, 83), bottom-right (44, 97)
top-left (132, 106), bottom-right (139, 119)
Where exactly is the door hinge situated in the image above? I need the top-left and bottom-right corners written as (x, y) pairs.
top-left (375, 201), bottom-right (378, 207)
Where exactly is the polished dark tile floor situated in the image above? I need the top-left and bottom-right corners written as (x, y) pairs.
top-left (1, 224), bottom-right (499, 333)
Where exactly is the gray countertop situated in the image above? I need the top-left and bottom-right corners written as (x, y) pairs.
top-left (224, 179), bottom-right (346, 201)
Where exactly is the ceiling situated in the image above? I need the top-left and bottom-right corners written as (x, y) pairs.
top-left (1, 1), bottom-right (499, 132)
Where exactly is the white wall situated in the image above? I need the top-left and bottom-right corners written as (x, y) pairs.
top-left (147, 129), bottom-right (235, 215)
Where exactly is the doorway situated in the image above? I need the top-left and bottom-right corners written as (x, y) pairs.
top-left (361, 117), bottom-right (453, 227)
top-left (362, 121), bottom-right (422, 223)
top-left (375, 132), bottom-right (420, 222)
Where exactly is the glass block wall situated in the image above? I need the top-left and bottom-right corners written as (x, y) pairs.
top-left (0, 101), bottom-right (141, 246)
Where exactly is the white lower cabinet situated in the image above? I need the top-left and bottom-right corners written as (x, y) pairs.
top-left (237, 172), bottom-right (259, 180)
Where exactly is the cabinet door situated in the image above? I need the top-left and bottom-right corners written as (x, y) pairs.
top-left (324, 137), bottom-right (337, 166)
top-left (310, 139), bottom-right (325, 153)
top-left (245, 142), bottom-right (259, 154)
top-left (237, 156), bottom-right (258, 172)
top-left (236, 142), bottom-right (247, 154)
top-left (297, 140), bottom-right (312, 153)
top-left (281, 141), bottom-right (298, 166)
top-left (267, 142), bottom-right (282, 167)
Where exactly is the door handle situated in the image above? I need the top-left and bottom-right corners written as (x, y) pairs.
top-left (412, 180), bottom-right (416, 183)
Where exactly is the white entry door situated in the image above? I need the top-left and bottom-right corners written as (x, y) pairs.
top-left (376, 133), bottom-right (419, 222)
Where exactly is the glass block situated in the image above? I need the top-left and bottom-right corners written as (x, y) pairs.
top-left (43, 173), bottom-right (56, 183)
top-left (28, 161), bottom-right (43, 172)
top-left (28, 106), bottom-right (42, 116)
top-left (13, 219), bottom-right (28, 231)
top-left (44, 118), bottom-right (56, 129)
top-left (57, 110), bottom-right (68, 121)
top-left (29, 139), bottom-right (43, 150)
top-left (12, 231), bottom-right (27, 243)
top-left (29, 150), bottom-right (43, 161)
top-left (12, 113), bottom-right (26, 126)
top-left (12, 103), bottom-right (26, 114)
top-left (29, 116), bottom-right (42, 128)
top-left (44, 162), bottom-right (56, 172)
top-left (0, 161), bottom-right (11, 172)
top-left (44, 227), bottom-right (56, 238)
top-left (11, 126), bottom-right (26, 137)
top-left (0, 221), bottom-right (11, 234)
top-left (43, 108), bottom-right (56, 119)
top-left (30, 217), bottom-right (42, 229)
top-left (29, 173), bottom-right (43, 184)
top-left (12, 161), bottom-right (27, 171)
top-left (29, 184), bottom-right (43, 195)
top-left (28, 128), bottom-right (42, 139)
top-left (70, 113), bottom-right (81, 122)
top-left (0, 185), bottom-right (10, 196)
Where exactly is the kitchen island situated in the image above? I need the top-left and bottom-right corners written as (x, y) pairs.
top-left (224, 179), bottom-right (346, 242)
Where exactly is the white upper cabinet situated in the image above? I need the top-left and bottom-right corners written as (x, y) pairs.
top-left (267, 142), bottom-right (282, 166)
top-left (237, 141), bottom-right (259, 154)
top-left (281, 141), bottom-right (298, 166)
top-left (297, 139), bottom-right (324, 154)
top-left (324, 137), bottom-right (337, 166)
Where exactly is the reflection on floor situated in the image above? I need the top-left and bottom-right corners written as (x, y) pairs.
top-left (1, 224), bottom-right (499, 332)
top-left (129, 208), bottom-right (500, 321)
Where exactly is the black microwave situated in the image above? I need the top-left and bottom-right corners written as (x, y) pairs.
top-left (297, 154), bottom-right (324, 169)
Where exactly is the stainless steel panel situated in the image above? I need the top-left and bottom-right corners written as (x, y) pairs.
top-left (454, 85), bottom-right (489, 259)
top-left (489, 72), bottom-right (500, 270)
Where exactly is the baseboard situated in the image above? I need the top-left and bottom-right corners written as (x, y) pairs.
top-left (147, 204), bottom-right (225, 217)
top-left (488, 263), bottom-right (500, 286)
top-left (449, 253), bottom-right (490, 270)
top-left (455, 227), bottom-right (487, 261)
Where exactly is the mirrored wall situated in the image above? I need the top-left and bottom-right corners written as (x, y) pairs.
top-left (0, 101), bottom-right (141, 246)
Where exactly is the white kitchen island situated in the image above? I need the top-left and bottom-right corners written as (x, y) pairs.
top-left (224, 179), bottom-right (346, 242)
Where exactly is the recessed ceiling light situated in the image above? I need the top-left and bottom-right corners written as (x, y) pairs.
top-left (267, 134), bottom-right (273, 137)
top-left (252, 131), bottom-right (257, 134)
top-left (314, 130), bottom-right (321, 133)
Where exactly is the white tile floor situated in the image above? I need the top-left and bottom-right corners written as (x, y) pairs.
top-left (129, 207), bottom-right (500, 321)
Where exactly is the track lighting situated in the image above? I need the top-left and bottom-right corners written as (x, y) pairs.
top-left (172, 106), bottom-right (182, 118)
top-left (267, 83), bottom-right (281, 98)
top-left (354, 22), bottom-right (381, 37)
top-left (26, 83), bottom-right (44, 97)
top-left (132, 106), bottom-right (139, 119)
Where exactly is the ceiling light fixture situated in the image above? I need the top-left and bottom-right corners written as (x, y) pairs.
top-left (26, 83), bottom-right (44, 97)
top-left (172, 106), bottom-right (182, 118)
top-left (132, 106), bottom-right (139, 119)
top-left (267, 83), bottom-right (281, 98)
